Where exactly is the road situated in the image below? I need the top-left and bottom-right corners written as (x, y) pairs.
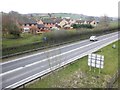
top-left (0, 31), bottom-right (119, 89)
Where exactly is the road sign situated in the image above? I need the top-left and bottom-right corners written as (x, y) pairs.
top-left (43, 37), bottom-right (47, 42)
top-left (88, 54), bottom-right (104, 73)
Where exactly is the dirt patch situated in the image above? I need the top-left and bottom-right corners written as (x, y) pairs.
top-left (51, 69), bottom-right (112, 88)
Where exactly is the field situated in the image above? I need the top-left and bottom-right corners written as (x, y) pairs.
top-left (2, 33), bottom-right (43, 48)
top-left (24, 40), bottom-right (119, 88)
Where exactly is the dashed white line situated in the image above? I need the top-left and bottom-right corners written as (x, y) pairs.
top-left (2, 32), bottom-right (118, 65)
top-left (1, 34), bottom-right (118, 77)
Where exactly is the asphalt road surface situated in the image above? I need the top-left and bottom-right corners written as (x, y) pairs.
top-left (0, 31), bottom-right (119, 89)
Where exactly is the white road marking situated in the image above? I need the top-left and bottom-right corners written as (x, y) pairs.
top-left (4, 37), bottom-right (118, 89)
top-left (0, 34), bottom-right (118, 77)
top-left (2, 32), bottom-right (118, 65)
top-left (1, 39), bottom-right (88, 65)
top-left (0, 67), bottom-right (23, 76)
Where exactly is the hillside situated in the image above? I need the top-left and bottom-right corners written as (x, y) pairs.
top-left (1, 11), bottom-right (117, 24)
top-left (25, 13), bottom-right (100, 21)
top-left (51, 13), bottom-right (86, 20)
top-left (2, 11), bottom-right (36, 25)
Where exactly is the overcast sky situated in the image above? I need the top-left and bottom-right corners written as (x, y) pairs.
top-left (0, 0), bottom-right (119, 17)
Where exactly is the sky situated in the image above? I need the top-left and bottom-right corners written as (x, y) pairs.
top-left (0, 0), bottom-right (119, 17)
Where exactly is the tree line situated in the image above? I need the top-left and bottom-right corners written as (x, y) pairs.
top-left (2, 12), bottom-right (21, 38)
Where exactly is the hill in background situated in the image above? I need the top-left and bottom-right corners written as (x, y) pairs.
top-left (1, 11), bottom-right (117, 25)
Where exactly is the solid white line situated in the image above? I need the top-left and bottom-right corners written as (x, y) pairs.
top-left (1, 34), bottom-right (118, 77)
top-left (0, 59), bottom-right (48, 77)
top-left (1, 39), bottom-right (88, 65)
top-left (2, 64), bottom-right (49, 84)
top-left (4, 36), bottom-right (118, 89)
top-left (2, 32), bottom-right (118, 65)
top-left (4, 68), bottom-right (51, 89)
top-left (3, 35), bottom-right (119, 89)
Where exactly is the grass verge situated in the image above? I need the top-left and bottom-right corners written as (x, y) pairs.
top-left (23, 40), bottom-right (119, 88)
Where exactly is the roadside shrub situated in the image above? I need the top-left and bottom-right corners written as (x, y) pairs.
top-left (72, 24), bottom-right (94, 29)
top-left (2, 25), bottom-right (119, 57)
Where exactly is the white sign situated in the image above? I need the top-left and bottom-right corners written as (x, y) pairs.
top-left (88, 54), bottom-right (104, 69)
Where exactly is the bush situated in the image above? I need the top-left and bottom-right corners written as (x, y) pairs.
top-left (72, 24), bottom-right (94, 29)
top-left (2, 26), bottom-right (119, 57)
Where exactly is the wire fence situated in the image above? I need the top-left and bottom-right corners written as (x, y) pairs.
top-left (106, 69), bottom-right (120, 88)
top-left (2, 28), bottom-right (118, 59)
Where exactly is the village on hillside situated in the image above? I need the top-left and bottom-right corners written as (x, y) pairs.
top-left (21, 17), bottom-right (98, 34)
top-left (1, 0), bottom-right (119, 89)
top-left (3, 11), bottom-right (117, 37)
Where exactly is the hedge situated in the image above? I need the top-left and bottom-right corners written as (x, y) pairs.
top-left (2, 26), bottom-right (119, 58)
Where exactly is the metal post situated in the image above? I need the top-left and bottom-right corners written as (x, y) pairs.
top-left (89, 66), bottom-right (91, 71)
top-left (94, 67), bottom-right (96, 73)
top-left (99, 68), bottom-right (101, 74)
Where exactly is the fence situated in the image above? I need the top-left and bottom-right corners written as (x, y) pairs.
top-left (106, 69), bottom-right (120, 88)
top-left (2, 28), bottom-right (119, 59)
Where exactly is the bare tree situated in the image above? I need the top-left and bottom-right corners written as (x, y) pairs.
top-left (99, 15), bottom-right (111, 28)
top-left (2, 13), bottom-right (21, 38)
top-left (48, 13), bottom-right (52, 18)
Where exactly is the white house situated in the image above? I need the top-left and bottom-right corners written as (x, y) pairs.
top-left (23, 27), bottom-right (30, 33)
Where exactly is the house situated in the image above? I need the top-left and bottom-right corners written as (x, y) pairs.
top-left (69, 19), bottom-right (76, 25)
top-left (21, 18), bottom-right (37, 33)
top-left (37, 20), bottom-right (43, 24)
top-left (54, 18), bottom-right (63, 25)
top-left (89, 20), bottom-right (98, 27)
top-left (84, 20), bottom-right (98, 26)
top-left (21, 20), bottom-right (50, 34)
top-left (36, 18), bottom-right (62, 29)
top-left (75, 20), bottom-right (98, 27)
top-left (36, 24), bottom-right (50, 34)
top-left (51, 26), bottom-right (60, 31)
top-left (64, 24), bottom-right (72, 29)
top-left (21, 22), bottom-right (37, 33)
top-left (76, 20), bottom-right (85, 24)
top-left (42, 18), bottom-right (56, 28)
top-left (59, 19), bottom-right (69, 28)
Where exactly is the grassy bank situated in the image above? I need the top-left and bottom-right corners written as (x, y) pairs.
top-left (3, 21), bottom-right (118, 48)
top-left (2, 27), bottom-right (118, 57)
top-left (2, 33), bottom-right (43, 48)
top-left (2, 21), bottom-right (119, 57)
top-left (24, 40), bottom-right (119, 88)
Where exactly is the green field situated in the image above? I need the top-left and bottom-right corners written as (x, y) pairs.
top-left (24, 40), bottom-right (119, 88)
top-left (2, 33), bottom-right (43, 48)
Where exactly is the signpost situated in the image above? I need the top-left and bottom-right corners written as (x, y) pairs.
top-left (43, 37), bottom-right (47, 42)
top-left (88, 54), bottom-right (104, 74)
